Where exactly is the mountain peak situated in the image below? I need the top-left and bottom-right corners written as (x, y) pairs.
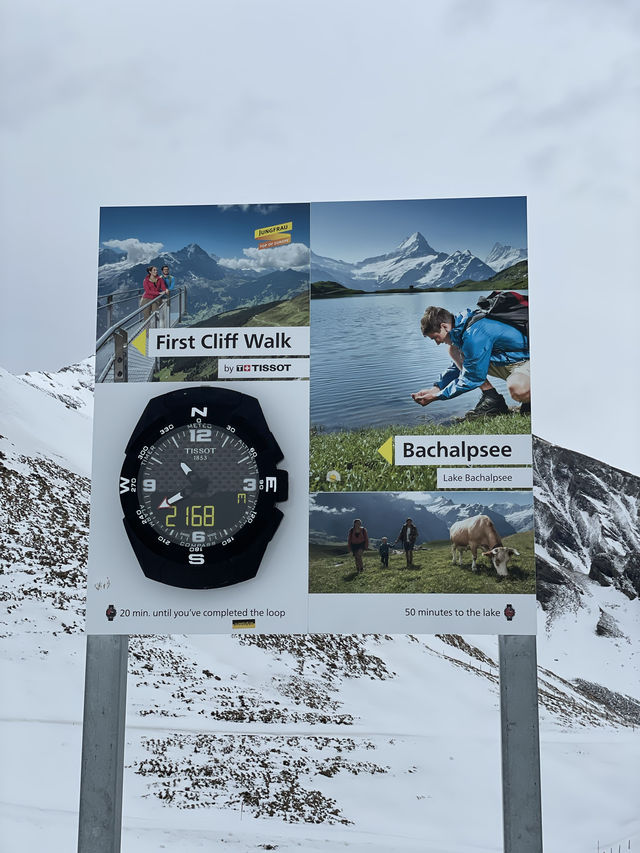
top-left (485, 242), bottom-right (527, 272)
top-left (397, 232), bottom-right (436, 257)
top-left (184, 242), bottom-right (207, 256)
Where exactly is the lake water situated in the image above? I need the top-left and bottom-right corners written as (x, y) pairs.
top-left (311, 291), bottom-right (513, 430)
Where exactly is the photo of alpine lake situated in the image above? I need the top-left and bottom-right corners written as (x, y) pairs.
top-left (310, 290), bottom-right (531, 493)
top-left (309, 198), bottom-right (531, 494)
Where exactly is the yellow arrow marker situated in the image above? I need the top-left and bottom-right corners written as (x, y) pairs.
top-left (377, 436), bottom-right (393, 464)
top-left (131, 329), bottom-right (147, 356)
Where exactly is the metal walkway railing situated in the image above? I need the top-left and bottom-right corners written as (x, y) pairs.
top-left (96, 286), bottom-right (187, 383)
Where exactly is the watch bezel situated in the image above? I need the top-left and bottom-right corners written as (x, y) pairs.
top-left (119, 387), bottom-right (287, 577)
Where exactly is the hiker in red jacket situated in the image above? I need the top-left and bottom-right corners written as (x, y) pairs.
top-left (140, 266), bottom-right (167, 320)
top-left (347, 519), bottom-right (369, 574)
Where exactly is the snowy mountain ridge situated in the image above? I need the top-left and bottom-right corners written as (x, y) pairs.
top-left (97, 241), bottom-right (308, 331)
top-left (311, 231), bottom-right (510, 291)
top-left (0, 359), bottom-right (93, 476)
top-left (484, 242), bottom-right (528, 272)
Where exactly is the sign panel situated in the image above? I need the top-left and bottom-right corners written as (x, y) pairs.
top-left (437, 467), bottom-right (533, 489)
top-left (147, 326), bottom-right (309, 357)
top-left (88, 197), bottom-right (534, 634)
top-left (394, 434), bottom-right (532, 465)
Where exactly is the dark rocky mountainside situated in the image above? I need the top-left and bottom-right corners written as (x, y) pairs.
top-left (533, 436), bottom-right (640, 611)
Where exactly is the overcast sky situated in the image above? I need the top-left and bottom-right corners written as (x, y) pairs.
top-left (1, 0), bottom-right (638, 474)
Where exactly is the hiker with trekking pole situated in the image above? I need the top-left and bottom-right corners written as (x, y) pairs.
top-left (411, 291), bottom-right (530, 419)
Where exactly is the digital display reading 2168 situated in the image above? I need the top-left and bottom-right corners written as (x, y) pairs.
top-left (137, 423), bottom-right (260, 546)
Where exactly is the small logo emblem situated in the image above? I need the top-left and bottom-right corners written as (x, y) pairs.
top-left (504, 603), bottom-right (516, 622)
top-left (106, 604), bottom-right (117, 622)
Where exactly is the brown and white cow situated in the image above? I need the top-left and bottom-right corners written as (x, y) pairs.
top-left (449, 514), bottom-right (519, 577)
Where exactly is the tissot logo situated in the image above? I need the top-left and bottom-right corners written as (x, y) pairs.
top-left (219, 358), bottom-right (310, 378)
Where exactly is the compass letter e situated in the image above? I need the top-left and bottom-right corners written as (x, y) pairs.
top-left (265, 476), bottom-right (277, 492)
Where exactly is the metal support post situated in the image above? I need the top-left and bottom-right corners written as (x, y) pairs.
top-left (499, 634), bottom-right (543, 853)
top-left (78, 634), bottom-right (129, 853)
top-left (113, 330), bottom-right (128, 382)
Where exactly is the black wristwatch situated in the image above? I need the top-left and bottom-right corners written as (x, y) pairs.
top-left (119, 386), bottom-right (288, 589)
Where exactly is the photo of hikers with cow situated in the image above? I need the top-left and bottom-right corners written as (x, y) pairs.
top-left (308, 490), bottom-right (535, 595)
top-left (309, 196), bottom-right (531, 493)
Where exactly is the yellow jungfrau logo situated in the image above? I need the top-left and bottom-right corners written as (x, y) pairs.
top-left (254, 221), bottom-right (293, 240)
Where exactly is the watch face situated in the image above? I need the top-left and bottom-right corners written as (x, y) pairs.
top-left (137, 423), bottom-right (260, 547)
top-left (119, 387), bottom-right (287, 588)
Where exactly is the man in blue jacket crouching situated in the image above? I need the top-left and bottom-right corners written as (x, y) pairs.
top-left (411, 305), bottom-right (530, 418)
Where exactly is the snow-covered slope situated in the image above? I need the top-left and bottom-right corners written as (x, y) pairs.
top-left (0, 360), bottom-right (92, 632)
top-left (1, 360), bottom-right (639, 852)
top-left (484, 242), bottom-right (528, 272)
top-left (534, 437), bottom-right (640, 605)
top-left (0, 359), bottom-right (93, 476)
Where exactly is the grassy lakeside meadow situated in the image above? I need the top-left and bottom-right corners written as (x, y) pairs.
top-left (310, 412), bottom-right (531, 492)
top-left (308, 530), bottom-right (535, 594)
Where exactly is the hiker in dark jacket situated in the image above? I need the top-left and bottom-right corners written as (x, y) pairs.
top-left (394, 518), bottom-right (418, 567)
top-left (411, 305), bottom-right (530, 418)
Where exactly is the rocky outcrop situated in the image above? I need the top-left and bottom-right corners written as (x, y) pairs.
top-left (533, 436), bottom-right (640, 608)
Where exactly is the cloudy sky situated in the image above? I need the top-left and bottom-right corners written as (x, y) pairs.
top-left (1, 0), bottom-right (638, 473)
top-left (99, 202), bottom-right (310, 271)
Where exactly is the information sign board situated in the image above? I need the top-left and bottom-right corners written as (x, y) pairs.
top-left (87, 198), bottom-right (534, 634)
